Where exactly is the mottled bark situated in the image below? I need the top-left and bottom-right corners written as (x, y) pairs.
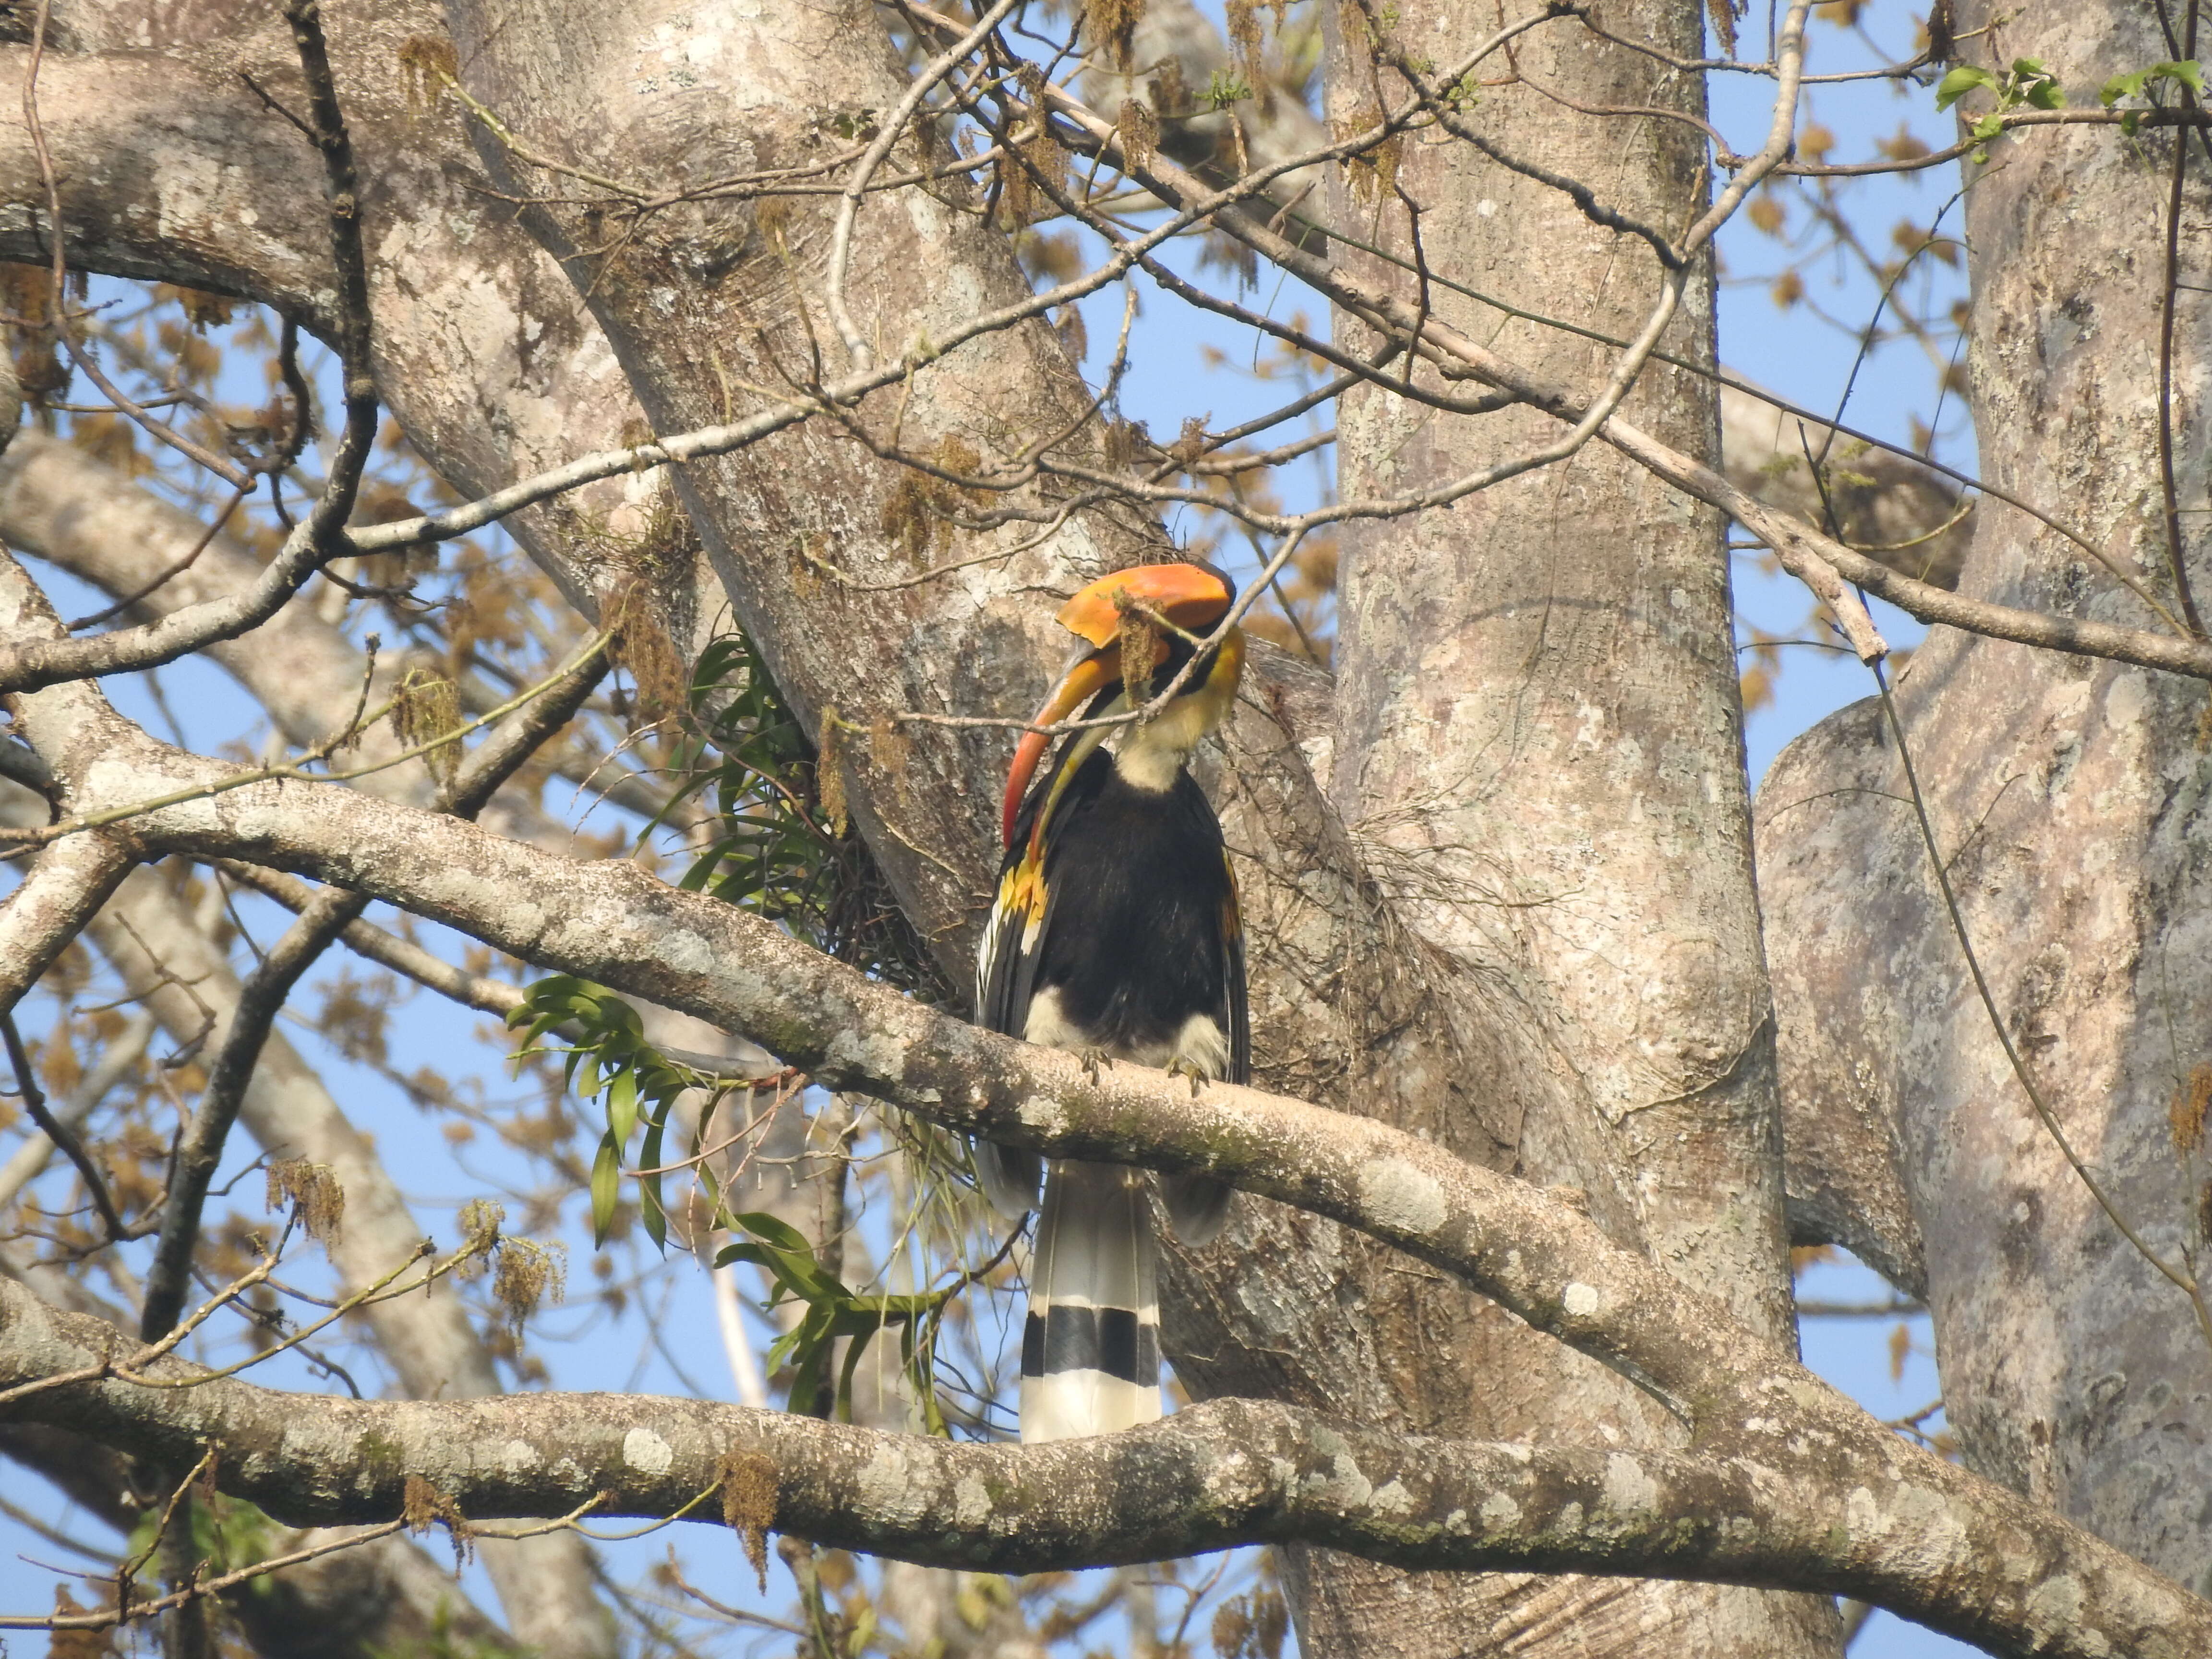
top-left (0, 817), bottom-right (134, 1010)
top-left (1299, 0), bottom-right (1827, 1650)
top-left (1759, 0), bottom-right (2212, 1602)
top-left (8, 0), bottom-right (2211, 1653)
top-left (431, 0), bottom-right (1150, 927)
top-left (403, 2), bottom-right (1504, 1641)
top-left (0, 13), bottom-right (1425, 1648)
top-left (3, 1274), bottom-right (2207, 1659)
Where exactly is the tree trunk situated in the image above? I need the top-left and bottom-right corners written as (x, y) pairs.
top-left (1760, 0), bottom-right (2212, 1598)
top-left (1284, 0), bottom-right (1838, 1651)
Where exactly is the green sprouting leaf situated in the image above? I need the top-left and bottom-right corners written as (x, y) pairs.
top-left (2103, 59), bottom-right (2203, 107)
top-left (589, 1133), bottom-right (622, 1246)
top-left (1940, 56), bottom-right (2065, 149)
top-left (1203, 68), bottom-right (1253, 108)
top-left (1935, 65), bottom-right (1996, 111)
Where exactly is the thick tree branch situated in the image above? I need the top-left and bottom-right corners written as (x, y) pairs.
top-left (0, 1275), bottom-right (2198, 1659)
top-left (0, 815), bottom-right (134, 1014)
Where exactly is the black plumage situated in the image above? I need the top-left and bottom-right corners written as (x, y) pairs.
top-left (982, 742), bottom-right (1248, 1075)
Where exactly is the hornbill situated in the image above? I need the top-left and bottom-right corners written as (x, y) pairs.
top-left (974, 561), bottom-right (1249, 1442)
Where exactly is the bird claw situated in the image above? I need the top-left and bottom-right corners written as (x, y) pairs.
top-left (1077, 1046), bottom-right (1111, 1083)
top-left (1166, 1056), bottom-right (1208, 1097)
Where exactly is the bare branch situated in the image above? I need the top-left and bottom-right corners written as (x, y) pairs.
top-left (0, 1008), bottom-right (126, 1239)
top-left (0, 1276), bottom-right (2200, 1659)
top-left (0, 821), bottom-right (134, 1014)
top-left (990, 35), bottom-right (2212, 681)
top-left (0, 1009), bottom-right (152, 1216)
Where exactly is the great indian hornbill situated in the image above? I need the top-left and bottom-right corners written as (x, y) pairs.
top-left (974, 560), bottom-right (1250, 1443)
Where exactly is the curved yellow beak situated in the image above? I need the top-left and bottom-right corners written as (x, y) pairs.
top-left (1001, 648), bottom-right (1119, 848)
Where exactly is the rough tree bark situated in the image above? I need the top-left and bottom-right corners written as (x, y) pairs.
top-left (1759, 0), bottom-right (2212, 1602)
top-left (1262, 0), bottom-right (1834, 1651)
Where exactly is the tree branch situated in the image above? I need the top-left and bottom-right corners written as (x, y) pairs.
top-left (981, 30), bottom-right (2212, 682)
top-left (0, 818), bottom-right (135, 1014)
top-left (0, 1275), bottom-right (2198, 1659)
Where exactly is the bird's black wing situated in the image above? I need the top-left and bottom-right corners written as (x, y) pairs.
top-left (974, 741), bottom-right (1100, 1219)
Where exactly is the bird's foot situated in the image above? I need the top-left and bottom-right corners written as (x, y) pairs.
top-left (1076, 1046), bottom-right (1112, 1083)
top-left (1166, 1056), bottom-right (1210, 1097)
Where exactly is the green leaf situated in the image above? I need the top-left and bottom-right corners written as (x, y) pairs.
top-left (728, 1210), bottom-right (816, 1255)
top-left (589, 1133), bottom-right (622, 1246)
top-left (2104, 59), bottom-right (2202, 107)
top-left (637, 1097), bottom-right (671, 1254)
top-left (836, 1313), bottom-right (885, 1421)
top-left (717, 1212), bottom-right (847, 1305)
top-left (782, 1303), bottom-right (838, 1414)
top-left (605, 1067), bottom-right (639, 1149)
top-left (1935, 65), bottom-right (1996, 111)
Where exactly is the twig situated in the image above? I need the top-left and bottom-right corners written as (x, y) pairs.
top-left (64, 486), bottom-right (252, 633)
top-left (115, 1446), bottom-right (216, 1622)
top-left (0, 627), bottom-right (613, 853)
top-left (0, 1520), bottom-right (413, 1631)
top-left (2157, 11), bottom-right (2209, 638)
top-left (0, 1009), bottom-right (127, 1240)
